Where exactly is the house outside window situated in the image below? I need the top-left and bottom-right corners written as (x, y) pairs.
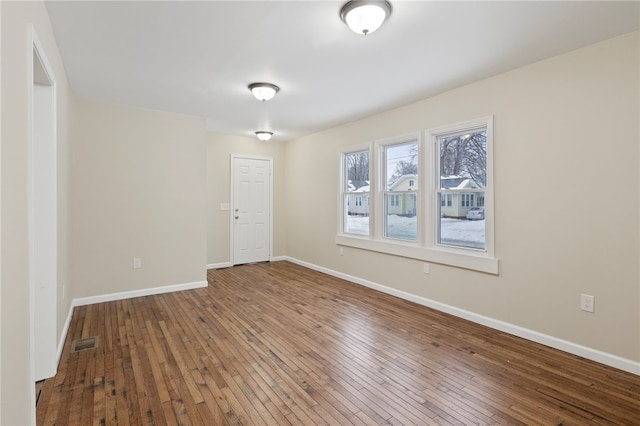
top-left (383, 140), bottom-right (419, 241)
top-left (343, 149), bottom-right (370, 236)
top-left (435, 124), bottom-right (489, 251)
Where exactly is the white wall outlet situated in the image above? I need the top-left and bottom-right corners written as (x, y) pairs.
top-left (581, 294), bottom-right (595, 313)
top-left (423, 262), bottom-right (430, 274)
top-left (133, 257), bottom-right (142, 269)
top-left (339, 246), bottom-right (344, 256)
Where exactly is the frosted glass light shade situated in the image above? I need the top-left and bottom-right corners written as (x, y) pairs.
top-left (248, 83), bottom-right (280, 101)
top-left (340, 1), bottom-right (392, 35)
top-left (255, 131), bottom-right (273, 141)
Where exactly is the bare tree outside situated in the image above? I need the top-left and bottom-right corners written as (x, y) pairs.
top-left (440, 130), bottom-right (486, 187)
top-left (346, 151), bottom-right (369, 189)
top-left (388, 143), bottom-right (418, 187)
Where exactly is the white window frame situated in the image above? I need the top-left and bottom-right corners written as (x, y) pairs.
top-left (336, 117), bottom-right (497, 274)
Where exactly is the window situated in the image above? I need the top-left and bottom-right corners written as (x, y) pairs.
top-left (383, 139), bottom-right (419, 241)
top-left (440, 193), bottom-right (452, 207)
top-left (337, 117), bottom-right (495, 274)
top-left (461, 193), bottom-right (474, 207)
top-left (342, 149), bottom-right (370, 236)
top-left (435, 124), bottom-right (489, 251)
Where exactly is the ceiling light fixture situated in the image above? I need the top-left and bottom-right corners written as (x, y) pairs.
top-left (255, 131), bottom-right (274, 141)
top-left (248, 82), bottom-right (280, 102)
top-left (340, 0), bottom-right (392, 36)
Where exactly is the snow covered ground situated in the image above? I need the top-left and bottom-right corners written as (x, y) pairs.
top-left (438, 218), bottom-right (485, 249)
top-left (345, 215), bottom-right (485, 249)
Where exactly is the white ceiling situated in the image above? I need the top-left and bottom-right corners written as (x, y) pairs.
top-left (45, 1), bottom-right (639, 141)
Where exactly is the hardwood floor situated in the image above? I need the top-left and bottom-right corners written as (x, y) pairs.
top-left (37, 261), bottom-right (640, 425)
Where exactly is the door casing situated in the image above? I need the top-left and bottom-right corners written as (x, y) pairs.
top-left (29, 27), bottom-right (58, 387)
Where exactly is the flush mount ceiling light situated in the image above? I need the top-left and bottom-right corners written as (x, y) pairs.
top-left (340, 0), bottom-right (392, 35)
top-left (248, 82), bottom-right (280, 102)
top-left (255, 131), bottom-right (274, 141)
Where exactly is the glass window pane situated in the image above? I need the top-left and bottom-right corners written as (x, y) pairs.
top-left (345, 194), bottom-right (369, 235)
top-left (439, 130), bottom-right (486, 190)
top-left (345, 151), bottom-right (369, 192)
top-left (437, 191), bottom-right (485, 250)
top-left (344, 150), bottom-right (369, 236)
top-left (385, 142), bottom-right (418, 191)
top-left (384, 193), bottom-right (417, 241)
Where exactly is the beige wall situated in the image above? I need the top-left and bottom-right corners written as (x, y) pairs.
top-left (207, 133), bottom-right (286, 265)
top-left (71, 99), bottom-right (207, 298)
top-left (284, 32), bottom-right (640, 363)
top-left (1, 1), bottom-right (74, 423)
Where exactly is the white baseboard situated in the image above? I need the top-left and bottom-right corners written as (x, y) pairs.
top-left (207, 262), bottom-right (232, 269)
top-left (207, 257), bottom-right (286, 269)
top-left (56, 279), bottom-right (207, 374)
top-left (57, 300), bottom-right (75, 365)
top-left (72, 280), bottom-right (208, 307)
top-left (284, 256), bottom-right (640, 376)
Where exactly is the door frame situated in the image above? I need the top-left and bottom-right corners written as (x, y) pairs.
top-left (229, 154), bottom-right (273, 265)
top-left (28, 26), bottom-right (58, 388)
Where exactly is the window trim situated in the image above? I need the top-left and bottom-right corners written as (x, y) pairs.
top-left (336, 117), bottom-right (497, 275)
top-left (335, 233), bottom-right (498, 273)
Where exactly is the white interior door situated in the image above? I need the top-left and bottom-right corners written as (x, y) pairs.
top-left (232, 156), bottom-right (271, 265)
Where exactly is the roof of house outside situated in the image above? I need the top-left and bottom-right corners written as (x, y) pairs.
top-left (440, 176), bottom-right (478, 190)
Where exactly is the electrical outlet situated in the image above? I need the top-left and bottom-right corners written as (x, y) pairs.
top-left (581, 294), bottom-right (594, 313)
top-left (133, 257), bottom-right (142, 269)
top-left (339, 247), bottom-right (344, 256)
top-left (423, 262), bottom-right (430, 274)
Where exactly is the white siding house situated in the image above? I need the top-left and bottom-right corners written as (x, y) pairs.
top-left (440, 176), bottom-right (483, 218)
top-left (387, 174), bottom-right (417, 217)
top-left (347, 181), bottom-right (370, 216)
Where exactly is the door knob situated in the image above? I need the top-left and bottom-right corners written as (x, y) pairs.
top-left (235, 216), bottom-right (239, 220)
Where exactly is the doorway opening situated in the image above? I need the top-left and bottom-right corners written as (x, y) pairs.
top-left (30, 28), bottom-right (58, 387)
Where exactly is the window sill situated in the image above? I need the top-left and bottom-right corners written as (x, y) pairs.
top-left (335, 234), bottom-right (499, 275)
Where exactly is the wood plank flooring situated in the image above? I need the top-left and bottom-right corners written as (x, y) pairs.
top-left (37, 261), bottom-right (640, 425)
